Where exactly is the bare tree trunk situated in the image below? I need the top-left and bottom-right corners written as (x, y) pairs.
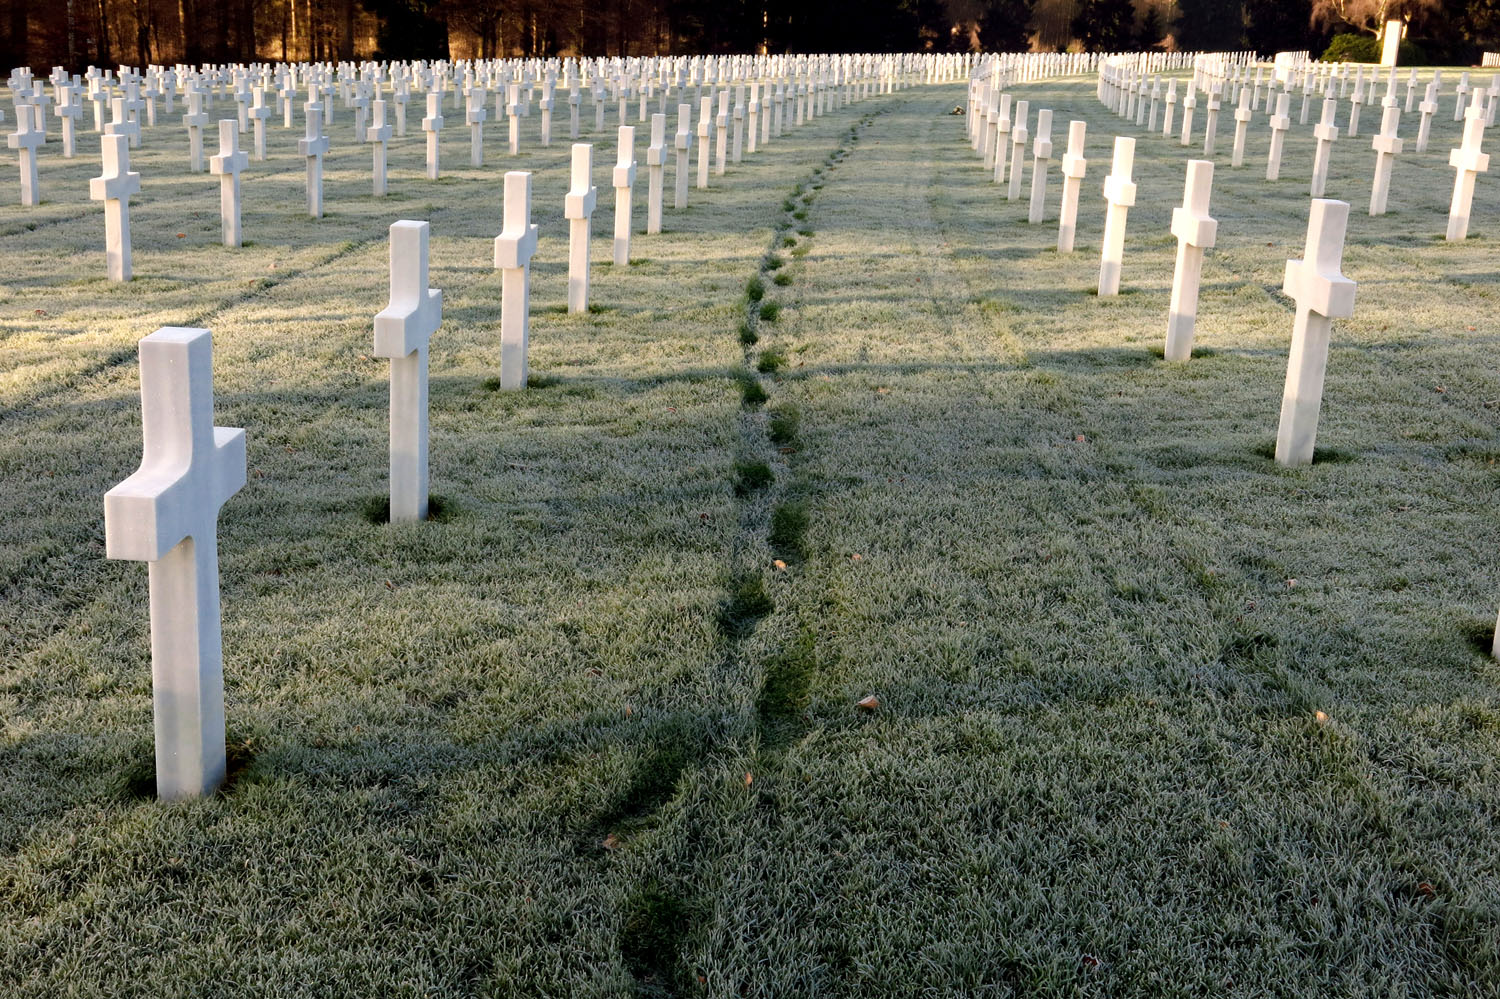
top-left (340, 0), bottom-right (354, 60)
top-left (98, 0), bottom-right (113, 66)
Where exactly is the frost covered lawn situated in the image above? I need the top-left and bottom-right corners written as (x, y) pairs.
top-left (3, 74), bottom-right (1499, 996)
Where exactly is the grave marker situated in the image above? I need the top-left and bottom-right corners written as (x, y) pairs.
top-left (7, 110), bottom-right (42, 206)
top-left (373, 221), bottom-right (443, 523)
top-left (674, 103), bottom-right (693, 209)
top-left (1164, 160), bottom-right (1217, 362)
top-left (1416, 80), bottom-right (1438, 153)
top-left (423, 91), bottom-right (444, 179)
top-left (696, 95), bottom-right (712, 189)
top-left (1275, 199), bottom-right (1355, 467)
top-left (208, 120), bottom-right (248, 247)
top-left (1231, 87), bottom-right (1252, 167)
top-left (299, 103), bottom-right (329, 217)
top-left (104, 327), bottom-right (246, 800)
top-left (1098, 136), bottom-right (1136, 296)
top-left (493, 171), bottom-right (539, 390)
top-left (613, 125), bottom-right (638, 265)
top-left (1447, 96), bottom-right (1490, 241)
top-left (1056, 120), bottom-right (1086, 253)
top-left (467, 86), bottom-right (487, 167)
top-left (1007, 99), bottom-right (1029, 202)
top-left (1311, 94), bottom-right (1339, 197)
top-left (1267, 92), bottom-right (1291, 180)
top-left (1028, 108), bottom-right (1053, 224)
top-left (647, 113), bottom-right (667, 234)
top-left (1369, 103), bottom-right (1403, 216)
top-left (565, 143), bottom-right (598, 314)
top-left (89, 133), bottom-right (140, 280)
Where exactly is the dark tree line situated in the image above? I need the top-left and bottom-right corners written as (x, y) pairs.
top-left (3, 0), bottom-right (1499, 74)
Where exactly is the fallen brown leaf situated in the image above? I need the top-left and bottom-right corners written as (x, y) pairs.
top-left (857, 694), bottom-right (879, 711)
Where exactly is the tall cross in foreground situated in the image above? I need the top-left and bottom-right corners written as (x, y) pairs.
top-left (105, 327), bottom-right (246, 799)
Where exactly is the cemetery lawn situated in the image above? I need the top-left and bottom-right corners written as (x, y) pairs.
top-left (4, 75), bottom-right (1500, 997)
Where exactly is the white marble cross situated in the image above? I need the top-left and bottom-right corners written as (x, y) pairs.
top-left (569, 81), bottom-right (582, 139)
top-left (613, 125), bottom-right (638, 265)
top-left (104, 327), bottom-right (246, 800)
top-left (1456, 72), bottom-right (1471, 122)
top-left (368, 98), bottom-right (391, 196)
top-left (992, 95), bottom-right (1011, 185)
top-left (494, 171), bottom-right (539, 390)
top-left (674, 103), bottom-right (693, 209)
top-left (1447, 95), bottom-right (1490, 241)
top-left (299, 103), bottom-right (329, 218)
top-left (565, 143), bottom-right (598, 314)
top-left (56, 84), bottom-right (82, 158)
top-left (183, 87), bottom-right (211, 175)
top-left (1311, 94), bottom-right (1339, 198)
top-left (1164, 160), bottom-right (1218, 362)
top-left (1416, 80), bottom-right (1439, 153)
top-left (1347, 78), bottom-right (1365, 137)
top-left (540, 78), bottom-right (555, 147)
top-left (422, 91), bottom-right (444, 180)
top-left (1179, 86), bottom-right (1196, 147)
top-left (731, 87), bottom-right (745, 164)
top-left (646, 112), bottom-right (667, 235)
top-left (8, 106), bottom-right (43, 206)
top-left (1267, 92), bottom-right (1291, 180)
top-left (466, 86), bottom-right (488, 167)
top-left (1027, 108), bottom-right (1053, 224)
top-left (248, 86), bottom-right (272, 160)
top-left (696, 95), bottom-right (712, 189)
top-left (1368, 103), bottom-right (1403, 216)
top-left (374, 221), bottom-right (442, 523)
top-left (89, 133), bottom-right (140, 281)
top-left (1163, 78), bottom-right (1178, 137)
top-left (1275, 199), bottom-right (1355, 467)
top-left (1056, 120), bottom-right (1086, 253)
top-left (106, 95), bottom-right (141, 149)
top-left (714, 90), bottom-right (729, 176)
top-left (1231, 87), bottom-right (1252, 167)
top-left (1098, 136), bottom-right (1136, 296)
top-left (203, 121), bottom-right (247, 248)
top-left (504, 82), bottom-right (524, 156)
top-left (1148, 77), bottom-right (1161, 131)
top-left (1203, 85), bottom-right (1222, 156)
top-left (1007, 99), bottom-right (1029, 202)
top-left (747, 82), bottom-right (760, 155)
top-left (394, 84), bottom-right (410, 137)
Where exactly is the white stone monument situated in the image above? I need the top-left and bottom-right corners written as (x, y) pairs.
top-left (696, 95), bottom-right (712, 189)
top-left (1447, 96), bottom-right (1490, 241)
top-left (1231, 87), bottom-right (1252, 167)
top-left (1006, 99), bottom-right (1029, 202)
top-left (209, 120), bottom-right (248, 247)
top-left (565, 143), bottom-right (598, 314)
top-left (674, 103), bottom-right (693, 209)
top-left (249, 86), bottom-right (272, 161)
top-left (1056, 120), bottom-right (1086, 253)
top-left (104, 327), bottom-right (246, 800)
top-left (613, 125), bottom-right (638, 266)
top-left (368, 98), bottom-right (391, 196)
top-left (1267, 92), bottom-right (1291, 180)
top-left (1098, 136), bottom-right (1136, 297)
top-left (1164, 160), bottom-right (1218, 362)
top-left (1275, 199), bottom-right (1355, 467)
top-left (423, 91), bottom-right (444, 180)
top-left (1369, 103), bottom-right (1403, 216)
top-left (8, 109), bottom-right (43, 207)
top-left (89, 133), bottom-right (140, 281)
top-left (1311, 93), bottom-right (1339, 198)
top-left (493, 171), bottom-right (539, 390)
top-left (374, 221), bottom-right (443, 523)
top-left (1027, 109), bottom-right (1053, 224)
top-left (1416, 80), bottom-right (1439, 153)
top-left (184, 88), bottom-right (209, 172)
top-left (299, 103), bottom-right (329, 218)
top-left (467, 87), bottom-right (488, 167)
top-left (646, 112), bottom-right (667, 235)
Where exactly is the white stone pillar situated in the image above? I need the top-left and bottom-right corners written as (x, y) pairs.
top-left (646, 113), bottom-right (666, 235)
top-left (1369, 103), bottom-right (1403, 216)
top-left (1097, 136), bottom-right (1136, 297)
top-left (1231, 87), bottom-right (1252, 167)
top-left (1056, 120), bottom-right (1086, 253)
top-left (674, 103), bottom-right (693, 209)
top-left (89, 133), bottom-right (141, 280)
top-left (422, 92), bottom-right (444, 180)
top-left (1311, 95), bottom-right (1339, 198)
top-left (299, 103), bottom-right (330, 218)
top-left (8, 110), bottom-right (43, 206)
top-left (1027, 108), bottom-right (1053, 224)
top-left (1267, 92), bottom-right (1291, 180)
top-left (1006, 99), bottom-right (1029, 202)
top-left (208, 120), bottom-right (248, 248)
top-left (368, 99), bottom-right (391, 196)
top-left (565, 143), bottom-right (598, 314)
top-left (613, 125), bottom-right (638, 266)
top-left (1447, 96), bottom-right (1491, 241)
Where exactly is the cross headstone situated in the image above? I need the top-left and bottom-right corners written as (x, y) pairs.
top-left (613, 125), bottom-right (638, 266)
top-left (696, 95), bottom-right (712, 190)
top-left (747, 82), bottom-right (760, 155)
top-left (1369, 103), bottom-right (1403, 216)
top-left (394, 84), bottom-right (410, 137)
top-left (569, 80), bottom-right (582, 139)
top-left (1056, 120), bottom-right (1086, 253)
top-left (105, 95), bottom-right (141, 149)
top-left (1027, 108), bottom-right (1053, 224)
top-left (56, 84), bottom-right (82, 158)
top-left (1098, 136), bottom-right (1136, 297)
top-left (89, 133), bottom-right (140, 281)
top-left (646, 112), bottom-right (667, 235)
top-left (374, 221), bottom-right (443, 523)
top-left (1447, 95), bottom-right (1490, 241)
top-left (1347, 77), bottom-right (1365, 137)
top-left (1311, 93), bottom-right (1339, 198)
top-left (1148, 77), bottom-right (1161, 131)
top-left (368, 98), bottom-right (392, 196)
top-left (1416, 80), bottom-right (1439, 153)
top-left (540, 78), bottom-right (555, 147)
top-left (1456, 72), bottom-right (1472, 122)
top-left (1203, 84), bottom-right (1222, 156)
top-left (674, 102), bottom-right (693, 209)
top-left (1275, 199), bottom-right (1355, 467)
top-left (992, 95), bottom-right (1011, 185)
top-left (714, 89), bottom-right (729, 176)
top-left (248, 86), bottom-right (272, 161)
top-left (7, 109), bottom-right (42, 206)
top-left (506, 83), bottom-right (522, 156)
top-left (209, 120), bottom-right (248, 247)
top-left (1006, 99), bottom-right (1029, 202)
top-left (565, 143), bottom-right (598, 314)
top-left (422, 91), bottom-right (444, 180)
top-left (1231, 87), bottom-right (1253, 167)
top-left (104, 327), bottom-right (246, 800)
top-left (493, 171), bottom-right (539, 390)
top-left (299, 103), bottom-right (329, 218)
top-left (1163, 78), bottom-right (1178, 137)
top-left (466, 86), bottom-right (487, 167)
top-left (1164, 159), bottom-right (1218, 362)
top-left (1267, 92), bottom-right (1291, 180)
